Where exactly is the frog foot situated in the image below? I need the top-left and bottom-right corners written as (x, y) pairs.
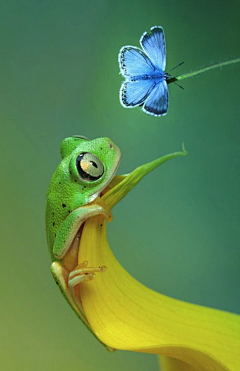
top-left (105, 209), bottom-right (113, 222)
top-left (51, 261), bottom-right (107, 326)
top-left (100, 207), bottom-right (113, 222)
top-left (68, 261), bottom-right (107, 286)
top-left (51, 261), bottom-right (88, 324)
top-left (68, 261), bottom-right (107, 314)
top-left (92, 197), bottom-right (113, 222)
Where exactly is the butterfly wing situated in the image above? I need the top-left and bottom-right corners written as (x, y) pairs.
top-left (120, 79), bottom-right (156, 107)
top-left (119, 27), bottom-right (168, 116)
top-left (119, 46), bottom-right (155, 78)
top-left (140, 26), bottom-right (166, 72)
top-left (143, 79), bottom-right (168, 116)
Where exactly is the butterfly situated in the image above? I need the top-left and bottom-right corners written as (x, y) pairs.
top-left (118, 26), bottom-right (169, 117)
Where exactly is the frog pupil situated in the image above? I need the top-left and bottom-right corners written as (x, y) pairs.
top-left (90, 161), bottom-right (98, 168)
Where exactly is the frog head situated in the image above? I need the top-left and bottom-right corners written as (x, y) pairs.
top-left (57, 135), bottom-right (121, 205)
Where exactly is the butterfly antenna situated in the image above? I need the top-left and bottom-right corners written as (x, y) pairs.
top-left (168, 61), bottom-right (185, 73)
top-left (173, 81), bottom-right (184, 90)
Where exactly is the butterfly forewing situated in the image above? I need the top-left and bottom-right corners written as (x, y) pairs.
top-left (140, 26), bottom-right (166, 72)
top-left (119, 47), bottom-right (155, 78)
top-left (143, 79), bottom-right (168, 116)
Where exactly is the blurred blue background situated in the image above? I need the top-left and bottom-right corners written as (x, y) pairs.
top-left (1, 1), bottom-right (240, 370)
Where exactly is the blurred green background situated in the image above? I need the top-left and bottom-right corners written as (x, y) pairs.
top-left (1, 0), bottom-right (240, 370)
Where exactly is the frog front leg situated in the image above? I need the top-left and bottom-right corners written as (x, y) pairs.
top-left (51, 203), bottom-right (110, 325)
top-left (53, 203), bottom-right (111, 259)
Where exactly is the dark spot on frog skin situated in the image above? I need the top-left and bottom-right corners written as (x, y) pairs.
top-left (62, 203), bottom-right (66, 208)
top-left (100, 224), bottom-right (103, 227)
top-left (53, 222), bottom-right (55, 226)
top-left (68, 210), bottom-right (71, 213)
top-left (59, 182), bottom-right (61, 185)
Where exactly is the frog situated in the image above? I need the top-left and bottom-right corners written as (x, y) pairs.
top-left (46, 135), bottom-right (121, 332)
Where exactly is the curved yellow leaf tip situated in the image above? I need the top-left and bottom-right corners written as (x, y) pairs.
top-left (77, 147), bottom-right (240, 371)
top-left (182, 142), bottom-right (187, 155)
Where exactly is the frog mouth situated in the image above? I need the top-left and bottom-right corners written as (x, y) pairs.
top-left (90, 152), bottom-right (122, 200)
top-left (100, 161), bottom-right (122, 197)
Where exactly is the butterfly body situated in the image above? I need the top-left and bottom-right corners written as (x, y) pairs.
top-left (128, 72), bottom-right (169, 82)
top-left (119, 26), bottom-right (169, 117)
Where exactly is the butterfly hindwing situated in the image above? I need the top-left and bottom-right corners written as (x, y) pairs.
top-left (120, 79), bottom-right (156, 107)
top-left (140, 26), bottom-right (166, 72)
top-left (119, 46), bottom-right (155, 78)
top-left (143, 79), bottom-right (168, 116)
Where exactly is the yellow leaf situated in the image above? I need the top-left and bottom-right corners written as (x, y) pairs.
top-left (78, 147), bottom-right (240, 371)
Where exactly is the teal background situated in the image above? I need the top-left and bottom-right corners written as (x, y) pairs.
top-left (1, 1), bottom-right (240, 370)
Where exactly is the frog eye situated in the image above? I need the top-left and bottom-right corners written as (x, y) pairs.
top-left (76, 152), bottom-right (104, 181)
top-left (72, 135), bottom-right (90, 141)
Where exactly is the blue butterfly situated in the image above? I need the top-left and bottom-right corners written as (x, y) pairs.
top-left (119, 26), bottom-right (169, 117)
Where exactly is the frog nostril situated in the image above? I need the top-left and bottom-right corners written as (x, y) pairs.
top-left (108, 143), bottom-right (113, 149)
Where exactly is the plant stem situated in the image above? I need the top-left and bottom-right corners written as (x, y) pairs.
top-left (167, 57), bottom-right (240, 84)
